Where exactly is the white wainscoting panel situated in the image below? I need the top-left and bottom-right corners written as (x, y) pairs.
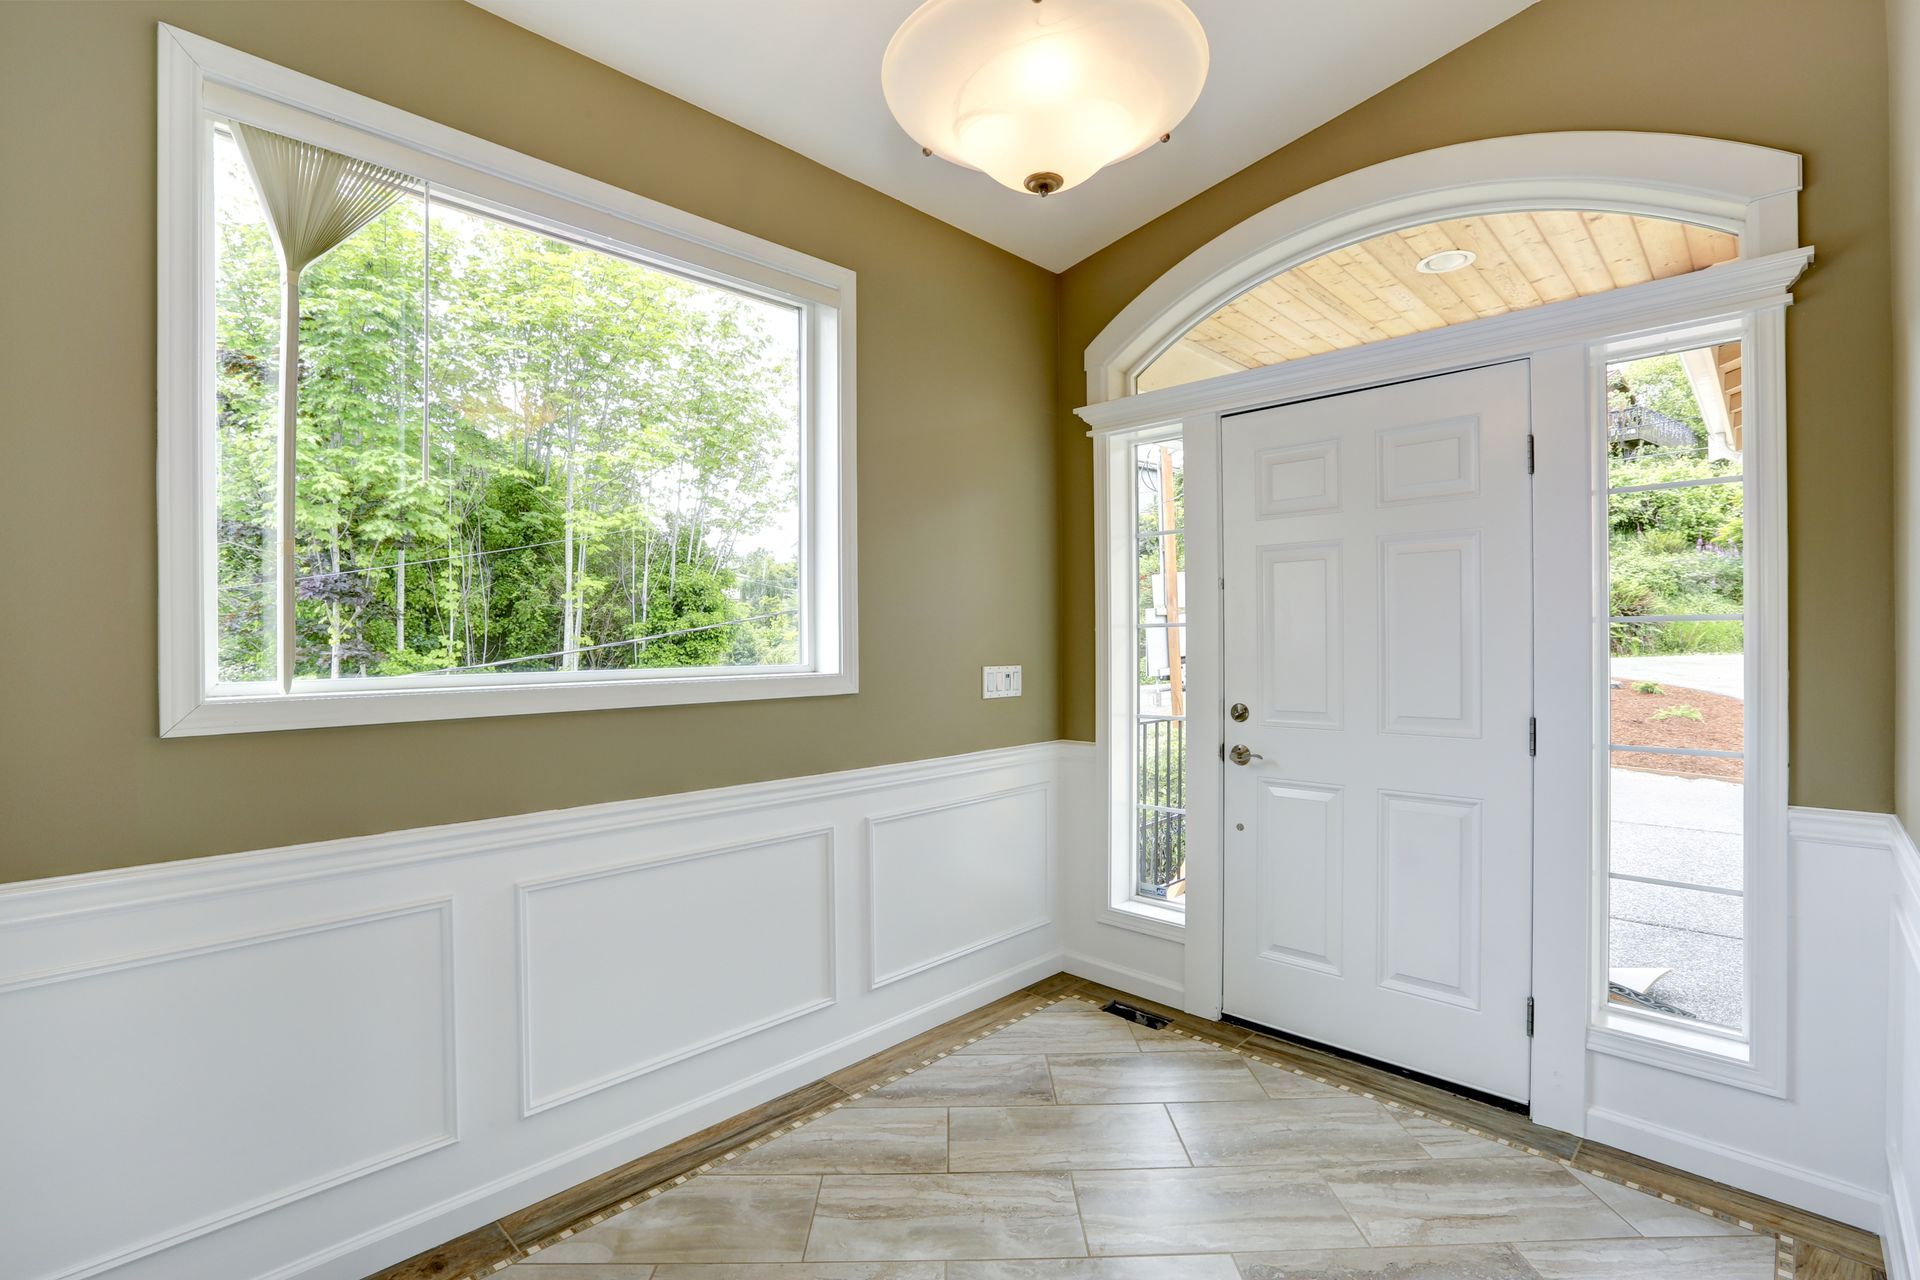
top-left (520, 830), bottom-right (837, 1113)
top-left (868, 784), bottom-right (1051, 988)
top-left (0, 742), bottom-right (1075, 1280)
top-left (0, 902), bottom-right (456, 1280)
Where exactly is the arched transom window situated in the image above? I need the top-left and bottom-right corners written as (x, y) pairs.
top-left (1138, 212), bottom-right (1739, 392)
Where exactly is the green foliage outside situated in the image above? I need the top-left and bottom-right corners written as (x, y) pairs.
top-left (213, 134), bottom-right (800, 683)
top-left (1607, 354), bottom-right (1744, 657)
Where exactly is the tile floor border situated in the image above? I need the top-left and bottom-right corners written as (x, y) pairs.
top-left (368, 975), bottom-right (1878, 1279)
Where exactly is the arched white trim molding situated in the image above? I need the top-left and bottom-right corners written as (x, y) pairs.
top-left (1083, 131), bottom-right (1804, 405)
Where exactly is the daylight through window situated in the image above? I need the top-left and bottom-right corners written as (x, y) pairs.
top-left (1132, 437), bottom-right (1186, 906)
top-left (1602, 341), bottom-right (1749, 1036)
top-left (212, 123), bottom-right (806, 691)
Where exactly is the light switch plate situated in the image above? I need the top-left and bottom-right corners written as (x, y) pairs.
top-left (982, 665), bottom-right (1022, 699)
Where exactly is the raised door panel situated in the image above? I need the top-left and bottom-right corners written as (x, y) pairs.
top-left (1255, 439), bottom-right (1341, 517)
top-left (1259, 542), bottom-right (1343, 729)
top-left (1379, 533), bottom-right (1482, 737)
top-left (1255, 780), bottom-right (1344, 976)
top-left (1377, 416), bottom-right (1481, 505)
top-left (1377, 791), bottom-right (1483, 1008)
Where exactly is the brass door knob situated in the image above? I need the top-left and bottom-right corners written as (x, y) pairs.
top-left (1229, 744), bottom-right (1263, 766)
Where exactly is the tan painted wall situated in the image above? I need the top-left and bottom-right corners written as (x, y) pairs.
top-left (0, 1), bottom-right (1061, 882)
top-left (1056, 0), bottom-right (1896, 813)
top-left (1894, 0), bottom-right (1920, 828)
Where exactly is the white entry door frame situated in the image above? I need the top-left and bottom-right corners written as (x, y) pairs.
top-left (1078, 131), bottom-right (1808, 1136)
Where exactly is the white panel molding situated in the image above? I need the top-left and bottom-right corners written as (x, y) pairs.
top-left (1, 901), bottom-right (457, 1280)
top-left (866, 783), bottom-right (1054, 989)
top-left (0, 741), bottom-right (1075, 1280)
top-left (272, 950), bottom-right (1065, 1280)
top-left (516, 829), bottom-right (837, 1115)
top-left (0, 742), bottom-right (1071, 928)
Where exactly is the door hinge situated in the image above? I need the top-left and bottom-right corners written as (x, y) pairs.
top-left (1526, 996), bottom-right (1536, 1037)
top-left (1526, 433), bottom-right (1536, 474)
top-left (1528, 717), bottom-right (1537, 756)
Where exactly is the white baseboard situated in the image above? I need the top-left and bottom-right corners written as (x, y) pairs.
top-left (1584, 1107), bottom-right (1888, 1231)
top-left (0, 741), bottom-right (1077, 1280)
top-left (1061, 949), bottom-right (1186, 1010)
top-left (1888, 1144), bottom-right (1918, 1280)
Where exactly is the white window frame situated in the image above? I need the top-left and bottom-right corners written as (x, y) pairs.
top-left (1098, 424), bottom-right (1192, 939)
top-left (1583, 311), bottom-right (1791, 1096)
top-left (157, 26), bottom-right (857, 736)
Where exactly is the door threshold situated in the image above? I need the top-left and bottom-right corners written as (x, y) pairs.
top-left (1220, 1012), bottom-right (1529, 1115)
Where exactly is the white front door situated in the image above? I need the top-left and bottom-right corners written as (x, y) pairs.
top-left (1220, 362), bottom-right (1535, 1102)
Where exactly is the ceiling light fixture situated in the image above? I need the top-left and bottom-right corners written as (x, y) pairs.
top-left (882, 0), bottom-right (1209, 197)
top-left (1416, 248), bottom-right (1478, 274)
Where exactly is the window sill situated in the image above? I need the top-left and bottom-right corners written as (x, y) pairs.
top-left (162, 668), bottom-right (857, 737)
top-left (1586, 1009), bottom-right (1784, 1097)
top-left (1097, 897), bottom-right (1186, 943)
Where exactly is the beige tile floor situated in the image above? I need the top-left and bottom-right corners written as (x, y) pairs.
top-left (507, 999), bottom-right (1778, 1279)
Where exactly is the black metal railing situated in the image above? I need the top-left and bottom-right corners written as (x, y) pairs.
top-left (1136, 715), bottom-right (1186, 898)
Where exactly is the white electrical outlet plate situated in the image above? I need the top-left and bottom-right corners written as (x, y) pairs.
top-left (982, 665), bottom-right (1022, 699)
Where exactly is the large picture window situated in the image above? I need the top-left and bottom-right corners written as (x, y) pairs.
top-left (160, 33), bottom-right (854, 734)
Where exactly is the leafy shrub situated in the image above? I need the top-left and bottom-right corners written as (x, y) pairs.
top-left (1652, 705), bottom-right (1704, 722)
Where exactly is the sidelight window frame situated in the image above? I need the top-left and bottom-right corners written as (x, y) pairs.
top-left (157, 26), bottom-right (857, 736)
top-left (1583, 312), bottom-right (1790, 1096)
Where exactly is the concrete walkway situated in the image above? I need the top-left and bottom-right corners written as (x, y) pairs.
top-left (1610, 653), bottom-right (1744, 700)
top-left (1607, 768), bottom-right (1745, 1029)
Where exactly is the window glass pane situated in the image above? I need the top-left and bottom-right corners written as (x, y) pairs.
top-left (1136, 717), bottom-right (1185, 901)
top-left (1610, 764), bottom-right (1744, 892)
top-left (1607, 485), bottom-right (1743, 623)
top-left (1138, 623), bottom-right (1185, 718)
top-left (1606, 347), bottom-right (1743, 488)
top-left (1607, 875), bottom-right (1745, 1031)
top-left (212, 128), bottom-right (280, 683)
top-left (1137, 531), bottom-right (1186, 627)
top-left (293, 190), bottom-right (429, 679)
top-left (1608, 630), bottom-right (1743, 763)
top-left (1135, 439), bottom-right (1183, 533)
top-left (1604, 343), bottom-right (1748, 1037)
top-left (229, 186), bottom-right (808, 681)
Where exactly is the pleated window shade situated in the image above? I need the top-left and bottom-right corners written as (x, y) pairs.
top-left (229, 123), bottom-right (416, 691)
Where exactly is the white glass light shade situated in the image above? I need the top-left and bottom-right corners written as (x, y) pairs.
top-left (882, 0), bottom-right (1209, 196)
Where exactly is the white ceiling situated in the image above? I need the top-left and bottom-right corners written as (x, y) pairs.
top-left (469, 0), bottom-right (1537, 272)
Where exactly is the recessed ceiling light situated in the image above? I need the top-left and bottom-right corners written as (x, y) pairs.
top-left (1416, 249), bottom-right (1477, 274)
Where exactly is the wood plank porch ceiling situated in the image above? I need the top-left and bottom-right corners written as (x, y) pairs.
top-left (1141, 212), bottom-right (1739, 391)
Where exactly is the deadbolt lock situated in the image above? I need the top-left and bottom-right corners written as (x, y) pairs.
top-left (1229, 702), bottom-right (1249, 722)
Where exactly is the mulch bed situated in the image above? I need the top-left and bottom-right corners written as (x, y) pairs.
top-left (1610, 681), bottom-right (1744, 782)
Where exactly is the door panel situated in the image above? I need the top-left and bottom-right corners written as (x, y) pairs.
top-left (1221, 362), bottom-right (1534, 1102)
